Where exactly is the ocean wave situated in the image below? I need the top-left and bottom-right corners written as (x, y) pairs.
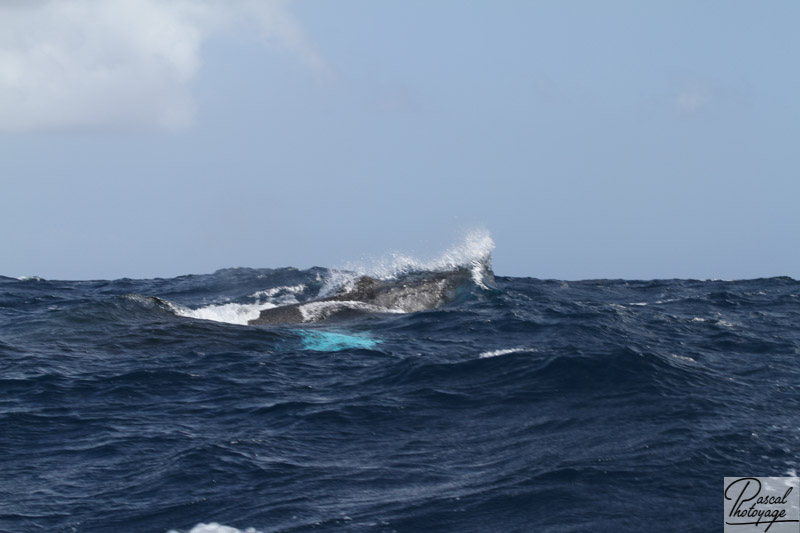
top-left (5, 239), bottom-right (800, 532)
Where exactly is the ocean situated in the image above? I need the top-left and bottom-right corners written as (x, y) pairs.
top-left (2, 235), bottom-right (798, 532)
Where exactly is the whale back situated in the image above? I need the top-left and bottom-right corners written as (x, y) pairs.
top-left (248, 267), bottom-right (478, 325)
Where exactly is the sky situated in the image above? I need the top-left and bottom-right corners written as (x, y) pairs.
top-left (1, 0), bottom-right (798, 280)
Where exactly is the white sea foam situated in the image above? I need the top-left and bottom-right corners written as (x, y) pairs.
top-left (689, 316), bottom-right (735, 328)
top-left (629, 299), bottom-right (681, 306)
top-left (670, 353), bottom-right (697, 364)
top-left (251, 284), bottom-right (305, 300)
top-left (172, 283), bottom-right (306, 325)
top-left (122, 294), bottom-right (156, 304)
top-left (176, 301), bottom-right (277, 325)
top-left (167, 523), bottom-right (263, 533)
top-left (479, 347), bottom-right (536, 359)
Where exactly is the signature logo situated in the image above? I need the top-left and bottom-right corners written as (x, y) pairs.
top-left (724, 477), bottom-right (800, 532)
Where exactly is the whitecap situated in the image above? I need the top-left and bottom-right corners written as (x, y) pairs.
top-left (167, 523), bottom-right (262, 533)
top-left (479, 347), bottom-right (536, 359)
top-left (172, 283), bottom-right (307, 325)
top-left (175, 301), bottom-right (278, 325)
top-left (251, 284), bottom-right (305, 300)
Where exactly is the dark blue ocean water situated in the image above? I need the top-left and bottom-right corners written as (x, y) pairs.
top-left (2, 259), bottom-right (799, 532)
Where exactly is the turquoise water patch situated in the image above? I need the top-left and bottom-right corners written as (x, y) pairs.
top-left (293, 329), bottom-right (382, 352)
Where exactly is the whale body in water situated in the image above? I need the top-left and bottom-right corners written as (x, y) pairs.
top-left (249, 267), bottom-right (485, 325)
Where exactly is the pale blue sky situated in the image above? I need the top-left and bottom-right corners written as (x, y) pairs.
top-left (1, 1), bottom-right (797, 280)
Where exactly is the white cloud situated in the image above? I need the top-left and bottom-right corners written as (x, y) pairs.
top-left (0, 0), bottom-right (329, 132)
top-left (674, 81), bottom-right (713, 113)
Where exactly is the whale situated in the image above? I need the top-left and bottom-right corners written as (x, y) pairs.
top-left (248, 267), bottom-right (482, 325)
